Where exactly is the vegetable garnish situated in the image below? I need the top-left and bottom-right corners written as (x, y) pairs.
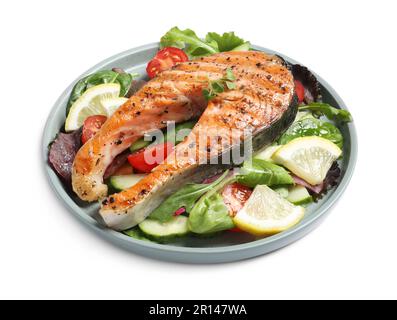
top-left (294, 80), bottom-right (305, 103)
top-left (160, 27), bottom-right (251, 58)
top-left (149, 171), bottom-right (229, 223)
top-left (236, 159), bottom-right (294, 188)
top-left (233, 185), bottom-right (305, 236)
top-left (67, 70), bottom-right (137, 115)
top-left (188, 174), bottom-right (236, 234)
top-left (272, 136), bottom-right (342, 185)
top-left (48, 129), bottom-right (82, 182)
top-left (146, 47), bottom-right (188, 78)
top-left (299, 103), bottom-right (353, 123)
top-left (127, 142), bottom-right (174, 173)
top-left (81, 115), bottom-right (107, 144)
top-left (278, 116), bottom-right (344, 148)
top-left (203, 68), bottom-right (236, 100)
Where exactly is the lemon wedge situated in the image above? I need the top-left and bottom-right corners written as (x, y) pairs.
top-left (272, 136), bottom-right (342, 185)
top-left (100, 97), bottom-right (128, 115)
top-left (234, 185), bottom-right (305, 236)
top-left (254, 145), bottom-right (281, 163)
top-left (65, 83), bottom-right (122, 131)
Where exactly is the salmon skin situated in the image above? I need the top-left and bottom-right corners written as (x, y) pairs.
top-left (95, 51), bottom-right (298, 230)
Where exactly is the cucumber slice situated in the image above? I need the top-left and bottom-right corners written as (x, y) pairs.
top-left (139, 216), bottom-right (189, 242)
top-left (273, 187), bottom-right (289, 198)
top-left (109, 174), bottom-right (146, 191)
top-left (129, 121), bottom-right (196, 153)
top-left (287, 185), bottom-right (312, 205)
top-left (130, 138), bottom-right (151, 152)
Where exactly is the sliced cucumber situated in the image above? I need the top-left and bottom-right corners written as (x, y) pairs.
top-left (123, 227), bottom-right (152, 242)
top-left (109, 174), bottom-right (146, 191)
top-left (254, 145), bottom-right (281, 163)
top-left (139, 216), bottom-right (189, 242)
top-left (129, 121), bottom-right (196, 153)
top-left (273, 187), bottom-right (289, 198)
top-left (130, 138), bottom-right (151, 152)
top-left (287, 185), bottom-right (312, 205)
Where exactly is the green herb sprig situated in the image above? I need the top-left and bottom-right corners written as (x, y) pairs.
top-left (203, 68), bottom-right (236, 101)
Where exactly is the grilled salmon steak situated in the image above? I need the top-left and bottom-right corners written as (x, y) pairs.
top-left (87, 51), bottom-right (298, 230)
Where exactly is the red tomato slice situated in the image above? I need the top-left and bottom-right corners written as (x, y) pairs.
top-left (146, 59), bottom-right (163, 79)
top-left (294, 80), bottom-right (305, 103)
top-left (146, 47), bottom-right (188, 78)
top-left (81, 115), bottom-right (107, 144)
top-left (156, 47), bottom-right (188, 63)
top-left (128, 142), bottom-right (174, 173)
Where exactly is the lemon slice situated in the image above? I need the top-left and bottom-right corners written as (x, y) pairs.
top-left (272, 136), bottom-right (342, 185)
top-left (234, 185), bottom-right (305, 236)
top-left (254, 145), bottom-right (281, 162)
top-left (65, 83), bottom-right (121, 131)
top-left (100, 97), bottom-right (128, 115)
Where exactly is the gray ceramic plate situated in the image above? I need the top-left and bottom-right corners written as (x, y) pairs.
top-left (42, 43), bottom-right (357, 264)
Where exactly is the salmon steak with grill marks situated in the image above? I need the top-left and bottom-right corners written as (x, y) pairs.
top-left (71, 51), bottom-right (298, 230)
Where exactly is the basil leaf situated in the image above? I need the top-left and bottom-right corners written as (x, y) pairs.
top-left (299, 103), bottom-right (353, 123)
top-left (149, 171), bottom-right (228, 222)
top-left (278, 117), bottom-right (343, 148)
top-left (188, 193), bottom-right (234, 234)
top-left (236, 159), bottom-right (294, 188)
top-left (205, 32), bottom-right (251, 52)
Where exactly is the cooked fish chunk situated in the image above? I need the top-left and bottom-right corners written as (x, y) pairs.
top-left (98, 51), bottom-right (297, 230)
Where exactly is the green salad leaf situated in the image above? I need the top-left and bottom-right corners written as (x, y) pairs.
top-left (278, 117), bottom-right (344, 148)
top-left (66, 70), bottom-right (137, 115)
top-left (299, 103), bottom-right (353, 123)
top-left (160, 27), bottom-right (250, 58)
top-left (236, 158), bottom-right (294, 188)
top-left (160, 27), bottom-right (218, 58)
top-left (205, 32), bottom-right (251, 52)
top-left (188, 193), bottom-right (234, 234)
top-left (149, 171), bottom-right (229, 223)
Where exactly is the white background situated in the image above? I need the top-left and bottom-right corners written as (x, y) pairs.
top-left (1, 0), bottom-right (396, 300)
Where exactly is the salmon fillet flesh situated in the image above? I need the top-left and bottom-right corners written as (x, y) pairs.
top-left (71, 51), bottom-right (297, 230)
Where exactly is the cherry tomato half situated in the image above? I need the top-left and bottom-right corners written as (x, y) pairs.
top-left (294, 80), bottom-right (305, 103)
top-left (81, 115), bottom-right (107, 144)
top-left (128, 142), bottom-right (174, 173)
top-left (146, 47), bottom-right (188, 79)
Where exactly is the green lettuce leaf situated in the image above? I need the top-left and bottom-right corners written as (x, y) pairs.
top-left (160, 27), bottom-right (251, 58)
top-left (236, 159), bottom-right (294, 188)
top-left (149, 171), bottom-right (228, 222)
top-left (205, 32), bottom-right (251, 52)
top-left (188, 194), bottom-right (234, 234)
top-left (299, 103), bottom-right (353, 123)
top-left (160, 27), bottom-right (218, 58)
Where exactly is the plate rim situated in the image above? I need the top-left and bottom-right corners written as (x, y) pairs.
top-left (42, 42), bottom-right (358, 258)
